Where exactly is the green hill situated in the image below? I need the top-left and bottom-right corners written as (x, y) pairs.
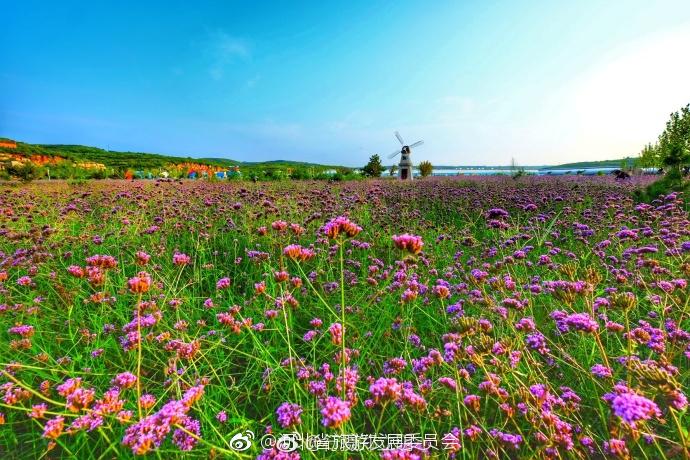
top-left (542, 157), bottom-right (636, 170)
top-left (0, 139), bottom-right (348, 180)
top-left (0, 140), bottom-right (338, 171)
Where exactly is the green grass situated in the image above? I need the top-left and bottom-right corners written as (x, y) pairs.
top-left (0, 176), bottom-right (688, 459)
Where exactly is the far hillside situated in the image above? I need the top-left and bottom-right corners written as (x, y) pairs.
top-left (0, 139), bottom-right (343, 180)
top-left (543, 157), bottom-right (636, 170)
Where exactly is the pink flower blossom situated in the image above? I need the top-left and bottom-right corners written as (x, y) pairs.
top-left (216, 277), bottom-right (231, 289)
top-left (173, 252), bottom-right (191, 266)
top-left (320, 396), bottom-right (351, 428)
top-left (392, 234), bottom-right (424, 254)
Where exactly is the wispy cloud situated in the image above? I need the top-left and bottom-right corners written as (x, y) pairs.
top-left (217, 120), bottom-right (304, 140)
top-left (246, 74), bottom-right (261, 88)
top-left (564, 25), bottom-right (690, 159)
top-left (205, 30), bottom-right (251, 80)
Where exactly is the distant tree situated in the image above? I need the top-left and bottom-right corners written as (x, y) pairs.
top-left (636, 143), bottom-right (660, 169)
top-left (7, 162), bottom-right (41, 182)
top-left (89, 169), bottom-right (107, 180)
top-left (0, 161), bottom-right (12, 180)
top-left (635, 103), bottom-right (690, 204)
top-left (389, 165), bottom-right (398, 177)
top-left (418, 160), bottom-right (433, 178)
top-left (658, 104), bottom-right (690, 174)
top-left (362, 155), bottom-right (384, 178)
top-left (510, 157), bottom-right (526, 180)
top-left (290, 168), bottom-right (309, 180)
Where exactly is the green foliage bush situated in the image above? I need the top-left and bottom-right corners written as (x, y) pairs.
top-left (418, 160), bottom-right (433, 177)
top-left (4, 162), bottom-right (42, 182)
top-left (634, 103), bottom-right (690, 206)
top-left (362, 154), bottom-right (383, 178)
top-left (635, 169), bottom-right (690, 210)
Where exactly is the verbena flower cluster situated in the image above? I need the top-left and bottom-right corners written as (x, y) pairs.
top-left (0, 176), bottom-right (688, 459)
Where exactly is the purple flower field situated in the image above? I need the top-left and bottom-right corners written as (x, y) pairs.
top-left (1, 176), bottom-right (689, 459)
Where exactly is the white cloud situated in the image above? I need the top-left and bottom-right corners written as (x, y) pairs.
top-left (206, 30), bottom-right (250, 80)
top-left (390, 25), bottom-right (690, 165)
top-left (564, 25), bottom-right (690, 160)
top-left (220, 120), bottom-right (304, 140)
top-left (246, 74), bottom-right (261, 88)
top-left (190, 24), bottom-right (690, 166)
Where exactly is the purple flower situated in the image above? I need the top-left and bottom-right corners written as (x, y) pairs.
top-left (603, 385), bottom-right (661, 428)
top-left (8, 324), bottom-right (34, 337)
top-left (438, 377), bottom-right (457, 391)
top-left (276, 402), bottom-right (303, 428)
top-left (515, 317), bottom-right (536, 331)
top-left (485, 208), bottom-right (510, 219)
top-left (369, 378), bottom-right (403, 403)
top-left (17, 275), bottom-right (32, 286)
top-left (172, 417), bottom-right (200, 451)
top-left (553, 311), bottom-right (599, 333)
top-left (42, 416), bottom-right (65, 439)
top-left (257, 447), bottom-right (301, 460)
top-left (122, 385), bottom-right (204, 454)
top-left (392, 234), bottom-right (424, 254)
top-left (320, 397), bottom-right (351, 428)
top-left (321, 216), bottom-right (362, 239)
top-left (591, 364), bottom-right (612, 378)
top-left (604, 438), bottom-right (629, 457)
top-left (216, 277), bottom-right (231, 289)
top-left (489, 429), bottom-right (522, 449)
top-left (303, 330), bottom-right (318, 342)
top-left (525, 332), bottom-right (550, 355)
top-left (669, 390), bottom-right (688, 411)
top-left (111, 372), bottom-right (137, 389)
top-left (172, 252), bottom-right (191, 266)
top-left (408, 334), bottom-right (422, 347)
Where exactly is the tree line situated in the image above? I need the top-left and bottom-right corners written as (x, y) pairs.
top-left (637, 104), bottom-right (690, 173)
top-left (361, 154), bottom-right (433, 178)
top-left (635, 103), bottom-right (690, 204)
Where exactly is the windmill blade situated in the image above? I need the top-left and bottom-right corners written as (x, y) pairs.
top-left (388, 150), bottom-right (401, 159)
top-left (409, 140), bottom-right (424, 148)
top-left (394, 131), bottom-right (405, 146)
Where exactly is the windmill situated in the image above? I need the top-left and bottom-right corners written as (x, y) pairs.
top-left (388, 131), bottom-right (423, 180)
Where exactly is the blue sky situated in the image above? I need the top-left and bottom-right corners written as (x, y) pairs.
top-left (2, 1), bottom-right (690, 166)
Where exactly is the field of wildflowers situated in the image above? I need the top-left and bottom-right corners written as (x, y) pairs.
top-left (1, 176), bottom-right (689, 459)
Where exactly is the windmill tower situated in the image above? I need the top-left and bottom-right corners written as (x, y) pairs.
top-left (389, 131), bottom-right (423, 180)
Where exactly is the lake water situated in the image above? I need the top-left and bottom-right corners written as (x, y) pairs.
top-left (395, 167), bottom-right (655, 177)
